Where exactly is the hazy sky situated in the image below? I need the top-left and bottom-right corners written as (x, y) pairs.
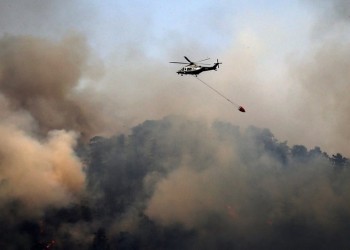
top-left (1, 0), bottom-right (349, 156)
top-left (0, 1), bottom-right (311, 57)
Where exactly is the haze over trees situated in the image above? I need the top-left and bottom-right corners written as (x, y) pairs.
top-left (1, 116), bottom-right (349, 249)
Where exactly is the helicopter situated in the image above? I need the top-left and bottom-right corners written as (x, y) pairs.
top-left (170, 56), bottom-right (222, 76)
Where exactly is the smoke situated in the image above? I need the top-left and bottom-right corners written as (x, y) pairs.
top-left (144, 118), bottom-right (349, 234)
top-left (0, 34), bottom-right (109, 136)
top-left (305, 0), bottom-right (350, 36)
top-left (286, 0), bottom-right (350, 156)
top-left (0, 0), bottom-right (95, 38)
top-left (0, 33), bottom-right (98, 249)
top-left (0, 112), bottom-right (349, 248)
top-left (85, 116), bottom-right (350, 249)
top-left (0, 123), bottom-right (84, 216)
top-left (290, 42), bottom-right (350, 155)
top-left (0, 1), bottom-right (350, 248)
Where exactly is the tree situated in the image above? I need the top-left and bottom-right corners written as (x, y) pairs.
top-left (331, 153), bottom-right (348, 170)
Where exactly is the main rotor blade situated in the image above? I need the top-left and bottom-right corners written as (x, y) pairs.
top-left (184, 56), bottom-right (193, 63)
top-left (169, 62), bottom-right (188, 64)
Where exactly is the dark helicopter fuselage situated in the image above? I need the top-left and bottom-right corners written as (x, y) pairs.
top-left (177, 63), bottom-right (220, 76)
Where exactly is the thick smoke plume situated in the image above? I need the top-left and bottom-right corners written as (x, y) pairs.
top-left (0, 124), bottom-right (84, 215)
top-left (0, 34), bottom-right (102, 220)
top-left (1, 113), bottom-right (350, 249)
top-left (0, 34), bottom-right (107, 136)
top-left (88, 117), bottom-right (350, 249)
top-left (0, 1), bottom-right (350, 248)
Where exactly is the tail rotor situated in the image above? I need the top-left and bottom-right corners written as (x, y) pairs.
top-left (216, 59), bottom-right (222, 68)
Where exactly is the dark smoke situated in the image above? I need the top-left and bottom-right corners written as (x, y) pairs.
top-left (0, 34), bottom-right (109, 136)
top-left (1, 1), bottom-right (350, 248)
top-left (0, 34), bottom-right (104, 248)
top-left (2, 115), bottom-right (349, 249)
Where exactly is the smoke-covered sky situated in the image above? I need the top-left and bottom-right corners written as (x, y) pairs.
top-left (1, 0), bottom-right (349, 156)
top-left (0, 1), bottom-right (350, 248)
